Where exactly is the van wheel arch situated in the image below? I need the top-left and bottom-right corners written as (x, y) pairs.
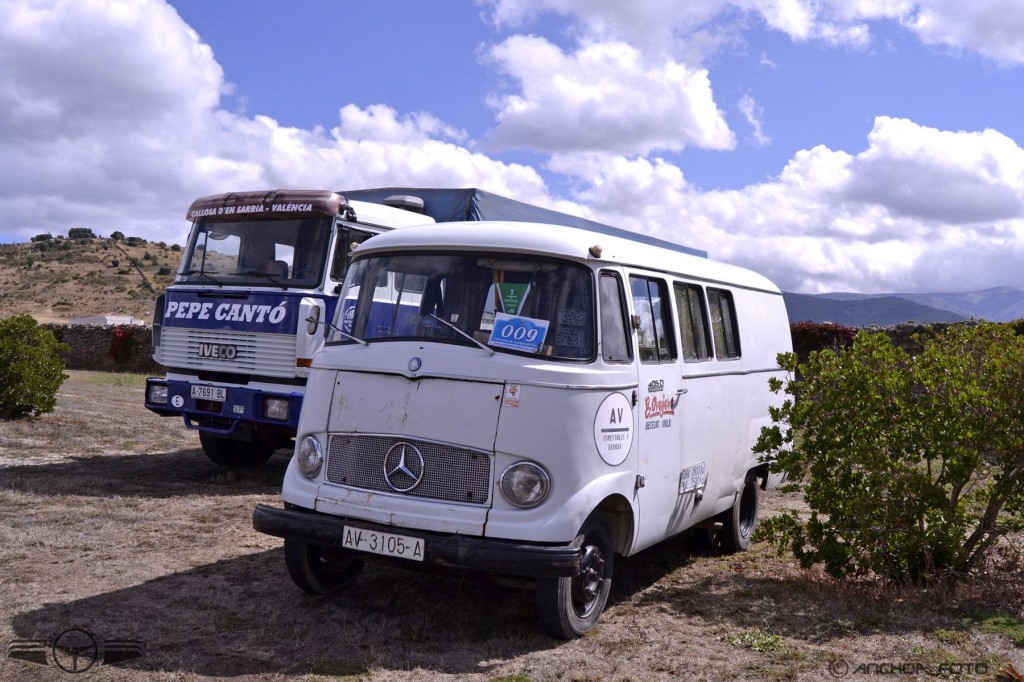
top-left (595, 494), bottom-right (634, 555)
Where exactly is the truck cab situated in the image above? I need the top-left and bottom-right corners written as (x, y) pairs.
top-left (144, 189), bottom-right (434, 466)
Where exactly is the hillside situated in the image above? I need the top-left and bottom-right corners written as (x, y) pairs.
top-left (0, 236), bottom-right (182, 323)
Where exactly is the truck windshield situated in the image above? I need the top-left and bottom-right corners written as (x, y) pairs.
top-left (331, 253), bottom-right (595, 360)
top-left (177, 216), bottom-right (332, 288)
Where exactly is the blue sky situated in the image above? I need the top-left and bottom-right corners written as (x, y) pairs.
top-left (3, 0), bottom-right (1024, 295)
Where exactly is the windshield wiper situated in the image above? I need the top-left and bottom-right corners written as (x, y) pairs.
top-left (239, 270), bottom-right (288, 290)
top-left (429, 314), bottom-right (494, 355)
top-left (181, 269), bottom-right (224, 286)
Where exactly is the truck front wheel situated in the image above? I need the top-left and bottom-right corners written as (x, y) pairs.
top-left (536, 513), bottom-right (614, 639)
top-left (283, 539), bottom-right (364, 595)
top-left (199, 432), bottom-right (278, 467)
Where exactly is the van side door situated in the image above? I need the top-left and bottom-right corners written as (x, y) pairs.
top-left (628, 273), bottom-right (689, 552)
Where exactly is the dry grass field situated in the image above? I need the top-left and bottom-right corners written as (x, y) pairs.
top-left (1, 371), bottom-right (1024, 681)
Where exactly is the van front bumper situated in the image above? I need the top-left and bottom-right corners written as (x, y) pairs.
top-left (252, 504), bottom-right (582, 578)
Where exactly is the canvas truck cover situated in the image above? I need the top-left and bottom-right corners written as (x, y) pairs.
top-left (339, 187), bottom-right (707, 258)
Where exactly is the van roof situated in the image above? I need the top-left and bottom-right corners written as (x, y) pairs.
top-left (352, 221), bottom-right (781, 294)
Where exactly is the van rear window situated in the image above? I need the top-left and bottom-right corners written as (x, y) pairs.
top-left (707, 288), bottom-right (741, 359)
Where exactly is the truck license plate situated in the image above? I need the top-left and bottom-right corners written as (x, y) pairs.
top-left (191, 384), bottom-right (227, 401)
top-left (679, 461), bottom-right (706, 494)
top-left (342, 526), bottom-right (424, 561)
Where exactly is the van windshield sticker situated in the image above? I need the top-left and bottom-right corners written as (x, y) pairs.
top-left (496, 283), bottom-right (529, 314)
top-left (488, 313), bottom-right (549, 353)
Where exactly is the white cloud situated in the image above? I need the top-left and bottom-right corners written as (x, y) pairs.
top-left (738, 94), bottom-right (771, 147)
top-left (900, 0), bottom-right (1024, 64)
top-left (544, 117), bottom-right (1024, 294)
top-left (483, 36), bottom-right (734, 154)
top-left (841, 117), bottom-right (1024, 224)
top-left (483, 0), bottom-right (1024, 61)
top-left (0, 0), bottom-right (557, 244)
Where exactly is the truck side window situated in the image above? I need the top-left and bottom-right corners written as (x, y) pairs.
top-left (674, 283), bottom-right (711, 362)
top-left (629, 276), bottom-right (676, 363)
top-left (331, 230), bottom-right (373, 281)
top-left (599, 272), bottom-right (632, 363)
top-left (707, 288), bottom-right (741, 359)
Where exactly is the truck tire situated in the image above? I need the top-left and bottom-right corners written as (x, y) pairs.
top-left (536, 513), bottom-right (614, 639)
top-left (199, 432), bottom-right (278, 467)
top-left (720, 474), bottom-right (759, 553)
top-left (284, 539), bottom-right (364, 595)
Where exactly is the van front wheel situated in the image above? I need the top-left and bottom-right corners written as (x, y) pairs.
top-left (283, 539), bottom-right (364, 595)
top-left (721, 474), bottom-right (760, 553)
top-left (536, 514), bottom-right (614, 639)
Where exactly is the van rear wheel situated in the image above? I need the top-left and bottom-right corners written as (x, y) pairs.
top-left (721, 474), bottom-right (760, 553)
top-left (283, 539), bottom-right (364, 595)
top-left (199, 432), bottom-right (277, 467)
top-left (536, 513), bottom-right (614, 639)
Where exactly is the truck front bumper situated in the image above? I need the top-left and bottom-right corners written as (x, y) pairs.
top-left (144, 377), bottom-right (302, 434)
top-left (252, 503), bottom-right (583, 579)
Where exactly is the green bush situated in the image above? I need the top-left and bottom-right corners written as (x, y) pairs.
top-left (755, 323), bottom-right (1024, 583)
top-left (0, 315), bottom-right (68, 419)
top-left (67, 227), bottom-right (96, 239)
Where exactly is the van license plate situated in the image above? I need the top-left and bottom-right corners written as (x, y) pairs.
top-left (191, 385), bottom-right (227, 401)
top-left (342, 526), bottom-right (424, 562)
top-left (679, 461), bottom-right (706, 494)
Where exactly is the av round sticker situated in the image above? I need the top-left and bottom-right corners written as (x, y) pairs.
top-left (593, 393), bottom-right (633, 466)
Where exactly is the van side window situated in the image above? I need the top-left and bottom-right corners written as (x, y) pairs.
top-left (599, 272), bottom-right (632, 363)
top-left (674, 283), bottom-right (711, 362)
top-left (629, 276), bottom-right (676, 363)
top-left (707, 288), bottom-right (741, 359)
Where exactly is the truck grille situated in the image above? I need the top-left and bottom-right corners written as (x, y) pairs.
top-left (325, 434), bottom-right (493, 506)
top-left (157, 327), bottom-right (297, 379)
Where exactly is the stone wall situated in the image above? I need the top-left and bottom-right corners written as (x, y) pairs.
top-left (46, 324), bottom-right (160, 373)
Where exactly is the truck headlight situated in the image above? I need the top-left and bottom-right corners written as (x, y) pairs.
top-left (296, 436), bottom-right (323, 479)
top-left (499, 462), bottom-right (550, 508)
top-left (147, 384), bottom-right (168, 405)
top-left (262, 397), bottom-right (289, 421)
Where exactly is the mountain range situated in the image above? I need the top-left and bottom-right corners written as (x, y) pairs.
top-left (784, 286), bottom-right (1024, 326)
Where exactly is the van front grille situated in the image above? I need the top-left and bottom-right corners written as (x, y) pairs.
top-left (325, 434), bottom-right (492, 506)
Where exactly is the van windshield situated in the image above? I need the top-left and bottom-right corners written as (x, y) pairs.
top-left (178, 217), bottom-right (332, 288)
top-left (331, 253), bottom-right (595, 360)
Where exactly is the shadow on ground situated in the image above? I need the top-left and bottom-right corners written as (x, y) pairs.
top-left (0, 448), bottom-right (291, 498)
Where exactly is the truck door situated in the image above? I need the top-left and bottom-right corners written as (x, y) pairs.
top-left (628, 274), bottom-right (691, 551)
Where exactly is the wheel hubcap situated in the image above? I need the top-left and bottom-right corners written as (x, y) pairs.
top-left (572, 544), bottom-right (606, 615)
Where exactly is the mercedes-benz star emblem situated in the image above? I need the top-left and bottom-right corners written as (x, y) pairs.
top-left (408, 357), bottom-right (422, 372)
top-left (383, 442), bottom-right (425, 492)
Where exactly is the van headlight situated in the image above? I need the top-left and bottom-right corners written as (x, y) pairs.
top-left (499, 462), bottom-right (550, 508)
top-left (296, 436), bottom-right (323, 479)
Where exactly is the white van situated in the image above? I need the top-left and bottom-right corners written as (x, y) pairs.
top-left (253, 220), bottom-right (792, 638)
